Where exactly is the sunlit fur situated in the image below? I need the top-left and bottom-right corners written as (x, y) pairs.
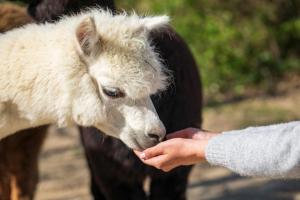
top-left (0, 9), bottom-right (169, 149)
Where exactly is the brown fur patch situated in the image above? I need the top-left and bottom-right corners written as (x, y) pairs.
top-left (0, 127), bottom-right (47, 200)
top-left (0, 3), bottom-right (33, 33)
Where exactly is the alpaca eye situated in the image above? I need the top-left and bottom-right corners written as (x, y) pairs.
top-left (102, 87), bottom-right (125, 98)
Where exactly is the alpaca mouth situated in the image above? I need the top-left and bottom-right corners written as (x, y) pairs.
top-left (133, 137), bottom-right (144, 151)
top-left (132, 136), bottom-right (160, 151)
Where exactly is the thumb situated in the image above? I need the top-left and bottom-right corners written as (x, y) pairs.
top-left (167, 128), bottom-right (200, 139)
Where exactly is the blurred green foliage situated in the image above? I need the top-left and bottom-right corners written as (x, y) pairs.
top-left (115, 0), bottom-right (300, 99)
top-left (4, 0), bottom-right (300, 99)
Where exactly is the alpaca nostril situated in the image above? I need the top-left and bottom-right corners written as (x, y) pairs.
top-left (147, 133), bottom-right (161, 142)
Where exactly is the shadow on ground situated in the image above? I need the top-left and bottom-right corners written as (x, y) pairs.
top-left (188, 164), bottom-right (300, 200)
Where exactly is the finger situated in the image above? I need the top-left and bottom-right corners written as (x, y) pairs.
top-left (133, 150), bottom-right (145, 159)
top-left (156, 161), bottom-right (181, 172)
top-left (160, 157), bottom-right (186, 172)
top-left (141, 155), bottom-right (169, 169)
top-left (162, 166), bottom-right (175, 172)
top-left (166, 129), bottom-right (193, 139)
top-left (143, 144), bottom-right (165, 159)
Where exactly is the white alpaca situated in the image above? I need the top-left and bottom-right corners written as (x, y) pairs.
top-left (0, 9), bottom-right (169, 150)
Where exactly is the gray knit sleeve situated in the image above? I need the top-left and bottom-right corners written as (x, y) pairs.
top-left (205, 121), bottom-right (300, 178)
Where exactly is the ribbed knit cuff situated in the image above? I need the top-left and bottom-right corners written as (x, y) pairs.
top-left (205, 132), bottom-right (237, 167)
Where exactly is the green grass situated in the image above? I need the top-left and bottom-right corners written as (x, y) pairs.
top-left (115, 0), bottom-right (300, 100)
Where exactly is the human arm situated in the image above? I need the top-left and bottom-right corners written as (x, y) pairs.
top-left (135, 121), bottom-right (300, 178)
top-left (206, 121), bottom-right (300, 178)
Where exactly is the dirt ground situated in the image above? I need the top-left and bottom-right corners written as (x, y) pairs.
top-left (35, 89), bottom-right (300, 200)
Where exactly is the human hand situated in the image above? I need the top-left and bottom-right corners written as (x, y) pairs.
top-left (134, 128), bottom-right (219, 172)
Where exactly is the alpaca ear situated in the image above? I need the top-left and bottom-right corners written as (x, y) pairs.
top-left (142, 16), bottom-right (170, 31)
top-left (76, 16), bottom-right (101, 62)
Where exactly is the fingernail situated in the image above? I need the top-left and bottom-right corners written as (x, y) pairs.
top-left (141, 152), bottom-right (146, 160)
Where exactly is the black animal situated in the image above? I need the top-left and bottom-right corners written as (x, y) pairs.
top-left (27, 0), bottom-right (116, 22)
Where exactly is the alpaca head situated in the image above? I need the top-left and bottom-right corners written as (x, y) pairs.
top-left (74, 11), bottom-right (169, 150)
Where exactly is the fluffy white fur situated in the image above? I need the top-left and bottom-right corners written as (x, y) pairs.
top-left (0, 9), bottom-right (169, 149)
